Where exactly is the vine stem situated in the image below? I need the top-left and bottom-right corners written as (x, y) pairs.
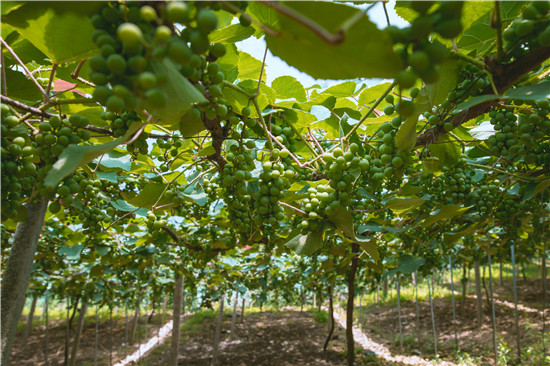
top-left (347, 80), bottom-right (397, 142)
top-left (0, 37), bottom-right (50, 101)
top-left (493, 1), bottom-right (504, 63)
top-left (278, 201), bottom-right (306, 215)
top-left (466, 162), bottom-right (537, 182)
top-left (45, 63), bottom-right (58, 97)
top-left (255, 45), bottom-right (268, 97)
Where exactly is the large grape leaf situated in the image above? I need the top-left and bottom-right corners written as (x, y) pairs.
top-left (272, 76), bottom-right (307, 102)
top-left (3, 2), bottom-right (99, 64)
top-left (265, 2), bottom-right (403, 79)
top-left (428, 135), bottom-right (461, 169)
top-left (149, 59), bottom-right (207, 129)
top-left (384, 196), bottom-right (426, 215)
top-left (285, 228), bottom-right (325, 256)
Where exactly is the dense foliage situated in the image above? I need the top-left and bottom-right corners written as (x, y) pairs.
top-left (1, 3), bottom-right (549, 361)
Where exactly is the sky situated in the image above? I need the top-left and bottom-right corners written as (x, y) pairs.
top-left (235, 1), bottom-right (409, 90)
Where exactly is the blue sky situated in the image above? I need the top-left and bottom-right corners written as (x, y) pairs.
top-left (236, 1), bottom-right (409, 89)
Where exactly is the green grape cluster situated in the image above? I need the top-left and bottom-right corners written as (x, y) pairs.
top-left (503, 1), bottom-right (550, 55)
top-left (1, 105), bottom-right (38, 220)
top-left (155, 136), bottom-right (185, 172)
top-left (90, 1), bottom-right (229, 113)
top-left (322, 143), bottom-right (367, 204)
top-left (386, 1), bottom-right (463, 88)
top-left (254, 159), bottom-right (290, 229)
top-left (369, 110), bottom-right (414, 182)
top-left (99, 109), bottom-right (148, 153)
top-left (298, 184), bottom-right (342, 235)
top-left (34, 114), bottom-right (91, 164)
top-left (217, 140), bottom-right (257, 233)
top-left (487, 104), bottom-right (550, 165)
top-left (470, 183), bottom-right (500, 216)
top-left (430, 159), bottom-right (475, 205)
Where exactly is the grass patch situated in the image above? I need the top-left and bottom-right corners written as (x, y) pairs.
top-left (308, 307), bottom-right (328, 323)
top-left (181, 309), bottom-right (216, 333)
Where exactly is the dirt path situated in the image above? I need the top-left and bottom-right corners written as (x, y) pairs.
top-left (142, 310), bottom-right (395, 366)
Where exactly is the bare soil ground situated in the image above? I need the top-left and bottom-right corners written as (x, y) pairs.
top-left (357, 278), bottom-right (549, 365)
top-left (9, 311), bottom-right (169, 366)
top-left (142, 310), bottom-right (391, 366)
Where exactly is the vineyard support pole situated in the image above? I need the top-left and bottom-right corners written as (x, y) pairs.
top-left (396, 274), bottom-right (403, 353)
top-left (511, 245), bottom-right (521, 361)
top-left (449, 256), bottom-right (458, 350)
top-left (346, 243), bottom-right (360, 366)
top-left (475, 260), bottom-right (483, 328)
top-left (65, 297), bottom-right (71, 366)
top-left (23, 295), bottom-right (38, 346)
top-left (230, 292), bottom-right (238, 340)
top-left (169, 273), bottom-right (184, 366)
top-left (413, 272), bottom-right (420, 343)
top-left (0, 198), bottom-right (48, 366)
top-left (428, 274), bottom-right (438, 356)
top-left (43, 289), bottom-right (49, 366)
top-left (542, 245), bottom-right (547, 359)
top-left (211, 294), bottom-right (225, 366)
top-left (125, 306), bottom-right (129, 357)
top-left (94, 306), bottom-right (99, 366)
top-left (69, 298), bottom-right (88, 366)
top-left (240, 297), bottom-right (245, 323)
top-left (488, 255), bottom-right (498, 365)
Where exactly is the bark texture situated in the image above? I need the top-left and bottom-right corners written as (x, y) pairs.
top-left (1, 198), bottom-right (48, 366)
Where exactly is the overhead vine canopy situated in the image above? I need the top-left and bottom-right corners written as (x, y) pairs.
top-left (1, 1), bottom-right (549, 363)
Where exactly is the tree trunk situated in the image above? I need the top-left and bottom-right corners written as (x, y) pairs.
top-left (129, 294), bottom-right (141, 345)
top-left (23, 295), bottom-right (38, 346)
top-left (428, 274), bottom-right (438, 356)
top-left (511, 245), bottom-right (522, 360)
top-left (69, 299), bottom-right (88, 366)
top-left (382, 278), bottom-right (388, 299)
top-left (211, 295), bottom-right (225, 366)
top-left (449, 256), bottom-right (458, 350)
top-left (413, 272), bottom-right (421, 342)
top-left (169, 273), bottom-right (184, 366)
top-left (161, 295), bottom-right (168, 325)
top-left (43, 290), bottom-right (49, 366)
top-left (475, 261), bottom-right (483, 328)
top-left (488, 255), bottom-right (498, 365)
top-left (346, 243), bottom-right (360, 366)
top-left (396, 275), bottom-right (403, 353)
top-left (94, 306), bottom-right (99, 366)
top-left (313, 291), bottom-right (317, 309)
top-left (1, 198), bottom-right (48, 366)
top-left (461, 263), bottom-right (468, 307)
top-left (230, 292), bottom-right (238, 340)
top-left (324, 286), bottom-right (334, 352)
top-left (499, 260), bottom-right (503, 287)
top-left (240, 297), bottom-right (245, 323)
top-left (109, 307), bottom-right (113, 366)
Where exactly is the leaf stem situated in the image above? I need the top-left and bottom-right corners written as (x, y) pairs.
top-left (278, 201), bottom-right (307, 216)
top-left (466, 162), bottom-right (537, 182)
top-left (0, 37), bottom-right (50, 101)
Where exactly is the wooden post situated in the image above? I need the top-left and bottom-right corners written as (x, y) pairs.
top-left (396, 275), bottom-right (403, 353)
top-left (346, 243), bottom-right (360, 366)
top-left (324, 286), bottom-right (334, 352)
top-left (488, 255), bottom-right (498, 365)
top-left (211, 295), bottom-right (225, 366)
top-left (240, 297), bottom-right (245, 323)
top-left (43, 290), bottom-right (49, 366)
top-left (474, 261), bottom-right (483, 328)
top-left (428, 274), bottom-right (438, 356)
top-left (69, 299), bottom-right (88, 366)
top-left (511, 245), bottom-right (522, 361)
top-left (23, 294), bottom-right (38, 346)
top-left (449, 256), bottom-right (458, 350)
top-left (169, 273), bottom-right (184, 366)
top-left (230, 292), bottom-right (238, 340)
top-left (94, 306), bottom-right (99, 366)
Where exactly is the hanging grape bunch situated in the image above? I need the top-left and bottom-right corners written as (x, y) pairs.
top-left (386, 1), bottom-right (464, 89)
top-left (503, 1), bottom-right (550, 57)
top-left (90, 1), bottom-right (230, 117)
top-left (429, 158), bottom-right (475, 205)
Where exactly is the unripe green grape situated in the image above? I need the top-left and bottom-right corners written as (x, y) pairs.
top-left (43, 134), bottom-right (57, 146)
top-left (408, 51), bottom-right (430, 72)
top-left (425, 41), bottom-right (447, 64)
top-left (533, 1), bottom-right (550, 14)
top-left (435, 18), bottom-right (462, 39)
top-left (189, 31), bottom-right (209, 54)
top-left (168, 40), bottom-right (192, 64)
top-left (239, 14), bottom-right (252, 27)
top-left (140, 5), bottom-right (157, 22)
top-left (196, 9), bottom-right (218, 34)
top-left (106, 54), bottom-right (126, 74)
top-left (138, 72), bottom-right (157, 90)
top-left (443, 122), bottom-right (454, 131)
top-left (166, 1), bottom-right (189, 23)
top-left (515, 19), bottom-right (534, 37)
top-left (384, 105), bottom-right (394, 115)
top-left (538, 27), bottom-right (550, 47)
top-left (155, 25), bottom-right (172, 43)
top-left (209, 43), bottom-right (226, 58)
top-left (209, 84), bottom-right (222, 97)
top-left (396, 70), bottom-right (417, 89)
top-left (117, 23), bottom-right (143, 48)
top-left (216, 104), bottom-right (228, 117)
top-left (89, 71), bottom-right (108, 85)
top-left (48, 201), bottom-right (61, 213)
top-left (106, 95), bottom-right (125, 113)
top-left (410, 87), bottom-right (420, 99)
top-left (128, 55), bottom-right (147, 73)
top-left (89, 55), bottom-right (108, 73)
top-left (211, 71), bottom-right (224, 84)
